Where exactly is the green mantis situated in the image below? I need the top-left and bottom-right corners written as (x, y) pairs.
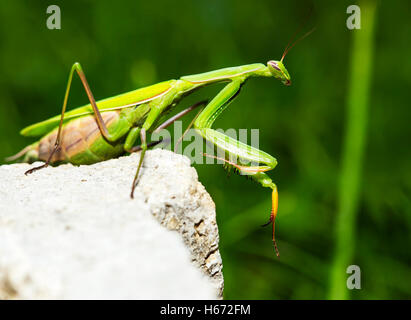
top-left (8, 55), bottom-right (294, 256)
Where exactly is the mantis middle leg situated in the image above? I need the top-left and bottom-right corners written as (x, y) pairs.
top-left (194, 79), bottom-right (281, 256)
top-left (129, 100), bottom-right (207, 198)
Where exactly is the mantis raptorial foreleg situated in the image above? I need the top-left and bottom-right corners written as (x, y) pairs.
top-left (25, 62), bottom-right (126, 175)
top-left (194, 79), bottom-right (280, 256)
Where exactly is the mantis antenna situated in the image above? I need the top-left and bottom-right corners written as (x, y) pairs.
top-left (280, 6), bottom-right (316, 62)
top-left (281, 27), bottom-right (316, 62)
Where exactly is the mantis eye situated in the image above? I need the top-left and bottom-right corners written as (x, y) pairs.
top-left (268, 60), bottom-right (281, 71)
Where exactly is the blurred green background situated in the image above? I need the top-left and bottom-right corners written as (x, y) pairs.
top-left (0, 0), bottom-right (410, 299)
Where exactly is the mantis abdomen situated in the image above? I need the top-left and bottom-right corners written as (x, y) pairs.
top-left (37, 111), bottom-right (124, 165)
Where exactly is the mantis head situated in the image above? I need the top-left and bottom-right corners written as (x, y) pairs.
top-left (267, 26), bottom-right (315, 86)
top-left (267, 60), bottom-right (291, 86)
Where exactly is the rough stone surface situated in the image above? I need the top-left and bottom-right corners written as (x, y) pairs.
top-left (0, 149), bottom-right (223, 299)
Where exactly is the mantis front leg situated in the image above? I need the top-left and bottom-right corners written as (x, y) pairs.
top-left (194, 79), bottom-right (281, 256)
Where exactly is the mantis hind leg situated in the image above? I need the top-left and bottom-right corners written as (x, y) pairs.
top-left (194, 79), bottom-right (281, 256)
top-left (25, 62), bottom-right (120, 175)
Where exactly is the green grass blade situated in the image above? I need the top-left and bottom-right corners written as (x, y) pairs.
top-left (328, 0), bottom-right (378, 300)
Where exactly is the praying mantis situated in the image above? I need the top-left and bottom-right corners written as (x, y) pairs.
top-left (7, 48), bottom-right (300, 256)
